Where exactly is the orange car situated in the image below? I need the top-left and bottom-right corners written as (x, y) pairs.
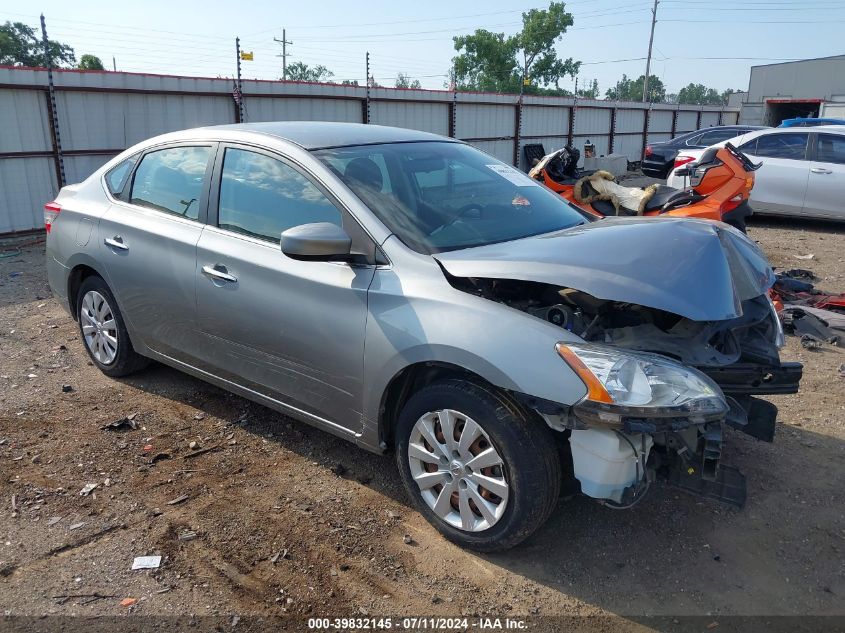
top-left (529, 143), bottom-right (761, 232)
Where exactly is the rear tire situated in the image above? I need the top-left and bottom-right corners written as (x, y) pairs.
top-left (76, 276), bottom-right (149, 377)
top-left (395, 379), bottom-right (561, 552)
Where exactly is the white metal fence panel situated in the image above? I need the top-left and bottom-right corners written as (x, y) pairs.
top-left (246, 97), bottom-right (362, 123)
top-left (64, 155), bottom-right (115, 185)
top-left (615, 134), bottom-right (645, 161)
top-left (676, 111), bottom-right (699, 132)
top-left (469, 139), bottom-right (514, 164)
top-left (615, 109), bottom-right (645, 133)
top-left (371, 101), bottom-right (449, 135)
top-left (649, 110), bottom-right (674, 133)
top-left (723, 110), bottom-right (740, 125)
top-left (574, 108), bottom-right (612, 135)
top-left (0, 158), bottom-right (57, 233)
top-left (455, 104), bottom-right (515, 139)
top-left (0, 89), bottom-right (52, 153)
top-left (521, 106), bottom-right (569, 137)
top-left (55, 92), bottom-right (233, 150)
top-left (700, 111), bottom-right (720, 127)
top-left (646, 132), bottom-right (673, 145)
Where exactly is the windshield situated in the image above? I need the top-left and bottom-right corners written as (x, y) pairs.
top-left (313, 141), bottom-right (587, 254)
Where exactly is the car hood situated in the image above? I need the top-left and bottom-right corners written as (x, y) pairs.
top-left (433, 217), bottom-right (774, 322)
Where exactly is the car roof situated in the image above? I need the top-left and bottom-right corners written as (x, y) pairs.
top-left (192, 121), bottom-right (456, 150)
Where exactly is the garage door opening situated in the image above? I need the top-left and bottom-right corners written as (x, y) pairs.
top-left (764, 99), bottom-right (821, 126)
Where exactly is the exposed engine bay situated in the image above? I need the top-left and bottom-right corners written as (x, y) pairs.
top-left (450, 276), bottom-right (782, 367)
top-left (448, 274), bottom-right (802, 509)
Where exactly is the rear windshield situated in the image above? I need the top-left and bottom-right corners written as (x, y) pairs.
top-left (313, 141), bottom-right (587, 254)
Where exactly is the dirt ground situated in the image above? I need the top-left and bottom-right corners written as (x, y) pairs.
top-left (0, 217), bottom-right (843, 629)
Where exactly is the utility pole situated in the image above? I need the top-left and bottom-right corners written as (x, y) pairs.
top-left (112, 56), bottom-right (116, 71)
top-left (642, 0), bottom-right (659, 102)
top-left (40, 14), bottom-right (65, 187)
top-left (235, 37), bottom-right (244, 123)
top-left (274, 30), bottom-right (293, 80)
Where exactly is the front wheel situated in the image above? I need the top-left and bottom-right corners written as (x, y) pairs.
top-left (395, 379), bottom-right (561, 551)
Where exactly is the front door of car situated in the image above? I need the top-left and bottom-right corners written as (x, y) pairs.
top-left (194, 145), bottom-right (376, 434)
top-left (802, 133), bottom-right (845, 220)
top-left (98, 144), bottom-right (216, 362)
top-left (739, 132), bottom-right (810, 215)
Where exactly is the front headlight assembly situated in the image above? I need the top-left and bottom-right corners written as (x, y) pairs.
top-left (557, 343), bottom-right (728, 426)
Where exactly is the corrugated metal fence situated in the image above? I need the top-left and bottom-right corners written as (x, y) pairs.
top-left (0, 66), bottom-right (738, 234)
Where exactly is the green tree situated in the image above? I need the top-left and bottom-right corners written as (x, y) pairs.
top-left (395, 72), bottom-right (422, 89)
top-left (677, 83), bottom-right (723, 106)
top-left (576, 78), bottom-right (599, 99)
top-left (341, 79), bottom-right (359, 86)
top-left (77, 54), bottom-right (105, 70)
top-left (0, 21), bottom-right (75, 67)
top-left (452, 1), bottom-right (580, 94)
top-left (285, 61), bottom-right (333, 82)
top-left (605, 74), bottom-right (665, 103)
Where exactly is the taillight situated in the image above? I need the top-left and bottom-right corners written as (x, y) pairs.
top-left (674, 156), bottom-right (696, 169)
top-left (44, 201), bottom-right (61, 233)
top-left (720, 194), bottom-right (744, 213)
top-left (644, 145), bottom-right (653, 157)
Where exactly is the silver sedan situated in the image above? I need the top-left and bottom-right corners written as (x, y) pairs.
top-left (46, 122), bottom-right (801, 550)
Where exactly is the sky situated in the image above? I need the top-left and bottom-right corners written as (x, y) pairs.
top-left (4, 0), bottom-right (845, 96)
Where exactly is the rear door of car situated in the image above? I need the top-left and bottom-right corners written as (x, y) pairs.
top-left (802, 132), bottom-right (845, 219)
top-left (98, 142), bottom-right (216, 362)
top-left (193, 143), bottom-right (377, 435)
top-left (738, 131), bottom-right (810, 215)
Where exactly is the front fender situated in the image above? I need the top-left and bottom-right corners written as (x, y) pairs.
top-left (360, 261), bottom-right (588, 450)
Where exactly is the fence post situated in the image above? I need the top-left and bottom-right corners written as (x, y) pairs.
top-left (364, 52), bottom-right (371, 124)
top-left (40, 14), bottom-right (65, 188)
top-left (641, 103), bottom-right (651, 161)
top-left (696, 109), bottom-right (702, 129)
top-left (513, 96), bottom-right (523, 167)
top-left (609, 106), bottom-right (617, 155)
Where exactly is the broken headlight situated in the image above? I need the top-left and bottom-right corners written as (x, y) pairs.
top-left (557, 342), bottom-right (728, 425)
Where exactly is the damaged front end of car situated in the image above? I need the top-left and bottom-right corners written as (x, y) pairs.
top-left (435, 218), bottom-right (803, 509)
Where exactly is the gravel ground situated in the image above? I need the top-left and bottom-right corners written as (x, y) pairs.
top-left (0, 217), bottom-right (842, 627)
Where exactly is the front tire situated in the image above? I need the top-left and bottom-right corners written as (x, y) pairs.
top-left (395, 379), bottom-right (561, 552)
top-left (76, 276), bottom-right (149, 377)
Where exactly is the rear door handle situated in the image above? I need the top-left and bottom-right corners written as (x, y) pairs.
top-left (104, 236), bottom-right (128, 251)
top-left (202, 264), bottom-right (238, 283)
top-left (810, 167), bottom-right (833, 174)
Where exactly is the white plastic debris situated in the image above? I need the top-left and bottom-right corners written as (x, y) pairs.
top-left (131, 555), bottom-right (162, 570)
top-left (79, 483), bottom-right (98, 496)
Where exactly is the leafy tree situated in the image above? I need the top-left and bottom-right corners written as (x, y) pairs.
top-left (0, 21), bottom-right (75, 67)
top-left (605, 74), bottom-right (665, 103)
top-left (576, 78), bottom-right (599, 99)
top-left (395, 72), bottom-right (422, 89)
top-left (677, 83), bottom-right (722, 106)
top-left (285, 61), bottom-right (333, 82)
top-left (452, 1), bottom-right (580, 94)
top-left (341, 79), bottom-right (360, 86)
top-left (78, 54), bottom-right (105, 70)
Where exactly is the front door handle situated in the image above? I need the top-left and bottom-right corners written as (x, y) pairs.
top-left (810, 167), bottom-right (833, 174)
top-left (104, 236), bottom-right (128, 251)
top-left (202, 264), bottom-right (238, 283)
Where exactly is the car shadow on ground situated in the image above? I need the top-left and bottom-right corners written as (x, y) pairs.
top-left (119, 360), bottom-right (844, 618)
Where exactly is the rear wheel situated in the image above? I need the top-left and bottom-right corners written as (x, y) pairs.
top-left (76, 276), bottom-right (149, 377)
top-left (395, 379), bottom-right (561, 551)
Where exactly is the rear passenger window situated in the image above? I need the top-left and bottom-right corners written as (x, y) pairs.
top-left (750, 133), bottom-right (808, 160)
top-left (130, 146), bottom-right (212, 220)
top-left (105, 154), bottom-right (139, 198)
top-left (816, 134), bottom-right (845, 164)
top-left (217, 148), bottom-right (342, 243)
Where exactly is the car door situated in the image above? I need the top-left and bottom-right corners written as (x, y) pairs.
top-left (738, 132), bottom-right (810, 216)
top-left (802, 132), bottom-right (845, 220)
top-left (194, 144), bottom-right (377, 435)
top-left (98, 143), bottom-right (216, 361)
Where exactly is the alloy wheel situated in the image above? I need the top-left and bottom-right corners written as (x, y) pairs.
top-left (80, 290), bottom-right (118, 365)
top-left (407, 409), bottom-right (509, 532)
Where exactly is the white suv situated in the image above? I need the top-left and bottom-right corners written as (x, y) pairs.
top-left (667, 125), bottom-right (845, 220)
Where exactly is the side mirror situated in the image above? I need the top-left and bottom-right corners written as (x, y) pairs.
top-left (281, 222), bottom-right (352, 261)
